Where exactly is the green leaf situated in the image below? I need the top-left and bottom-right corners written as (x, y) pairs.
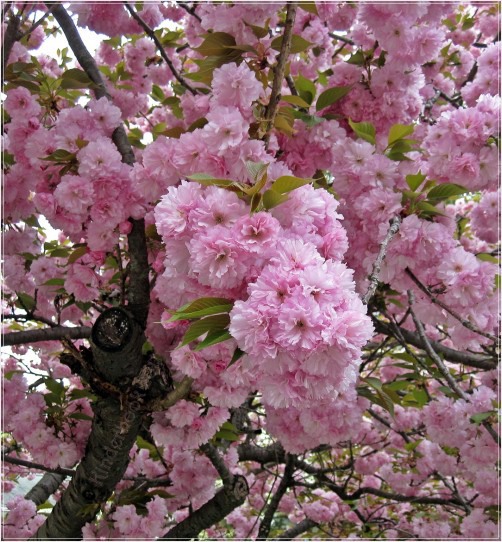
top-left (172, 297), bottom-right (233, 318)
top-left (427, 183), bottom-right (469, 202)
top-left (476, 253), bottom-right (499, 264)
top-left (415, 201), bottom-right (447, 217)
top-left (42, 278), bottom-right (65, 287)
top-left (17, 292), bottom-right (36, 312)
top-left (170, 305), bottom-right (234, 321)
top-left (404, 439), bottom-right (423, 452)
top-left (68, 412), bottom-right (93, 421)
top-left (294, 74), bottom-right (316, 105)
top-left (271, 175), bottom-right (311, 194)
top-left (186, 173), bottom-right (235, 188)
top-left (136, 435), bottom-right (160, 459)
top-left (60, 68), bottom-right (96, 89)
top-left (262, 189), bottom-right (289, 209)
top-left (194, 32), bottom-right (236, 56)
top-left (470, 411), bottom-right (495, 424)
top-left (151, 84), bottom-right (165, 102)
top-left (45, 378), bottom-right (65, 397)
top-left (316, 86), bottom-right (351, 111)
top-left (68, 245), bottom-right (88, 264)
top-left (228, 347), bottom-right (245, 368)
top-left (244, 21), bottom-right (270, 39)
top-left (180, 314), bottom-right (230, 347)
top-left (299, 2), bottom-right (318, 15)
top-left (388, 124), bottom-right (414, 146)
top-left (271, 34), bottom-right (312, 54)
top-left (405, 172), bottom-right (426, 191)
top-left (37, 502), bottom-right (54, 511)
top-left (69, 388), bottom-right (96, 400)
top-left (194, 329), bottom-right (232, 350)
top-left (281, 94), bottom-right (311, 108)
top-left (245, 161), bottom-right (269, 183)
top-left (41, 149), bottom-right (76, 162)
top-left (346, 50), bottom-right (365, 65)
top-left (49, 248), bottom-right (71, 258)
top-left (348, 119), bottom-right (376, 145)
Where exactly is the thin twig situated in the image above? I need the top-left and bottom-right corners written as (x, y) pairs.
top-left (123, 2), bottom-right (197, 95)
top-left (363, 216), bottom-right (401, 305)
top-left (405, 268), bottom-right (498, 342)
top-left (408, 290), bottom-right (500, 447)
top-left (18, 6), bottom-right (55, 39)
top-left (257, 454), bottom-right (296, 540)
top-left (285, 74), bottom-right (298, 96)
top-left (3, 455), bottom-right (75, 477)
top-left (408, 294), bottom-right (468, 399)
top-left (263, 2), bottom-right (298, 145)
top-left (328, 32), bottom-right (355, 46)
top-left (373, 319), bottom-right (497, 370)
top-left (176, 2), bottom-right (202, 23)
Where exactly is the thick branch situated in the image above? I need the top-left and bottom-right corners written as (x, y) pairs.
top-left (238, 442), bottom-right (286, 465)
top-left (3, 325), bottom-right (91, 347)
top-left (45, 3), bottom-right (108, 98)
top-left (363, 216), bottom-right (401, 305)
top-left (373, 320), bottom-right (497, 370)
top-left (405, 267), bottom-right (498, 343)
top-left (201, 442), bottom-right (234, 487)
top-left (123, 2), bottom-right (197, 94)
top-left (149, 375), bottom-right (192, 411)
top-left (277, 519), bottom-right (317, 539)
top-left (160, 475), bottom-right (248, 540)
top-left (257, 455), bottom-right (296, 540)
top-left (25, 473), bottom-right (66, 506)
top-left (31, 397), bottom-right (143, 540)
top-left (2, 7), bottom-right (21, 79)
top-left (263, 3), bottom-right (297, 144)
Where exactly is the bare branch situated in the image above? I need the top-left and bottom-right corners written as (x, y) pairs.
top-left (257, 454), bottom-right (296, 540)
top-left (373, 320), bottom-right (497, 370)
top-left (176, 2), bottom-right (202, 23)
top-left (263, 2), bottom-right (298, 145)
top-left (3, 325), bottom-right (91, 347)
top-left (405, 267), bottom-right (498, 343)
top-left (328, 32), bottom-right (355, 46)
top-left (123, 2), bottom-right (197, 95)
top-left (408, 290), bottom-right (500, 447)
top-left (2, 7), bottom-right (22, 78)
top-left (18, 6), bottom-right (55, 39)
top-left (160, 475), bottom-right (248, 540)
top-left (277, 519), bottom-right (317, 539)
top-left (150, 375), bottom-right (193, 411)
top-left (201, 442), bottom-right (234, 487)
top-left (363, 216), bottom-right (401, 305)
top-left (3, 455), bottom-right (74, 478)
top-left (25, 473), bottom-right (66, 506)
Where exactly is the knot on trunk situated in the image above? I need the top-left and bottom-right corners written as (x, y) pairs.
top-left (90, 307), bottom-right (144, 388)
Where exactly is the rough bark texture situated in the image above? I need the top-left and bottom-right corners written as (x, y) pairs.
top-left (31, 397), bottom-right (143, 540)
top-left (160, 475), bottom-right (249, 540)
top-left (25, 473), bottom-right (66, 506)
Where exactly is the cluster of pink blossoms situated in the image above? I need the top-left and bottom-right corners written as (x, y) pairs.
top-left (154, 179), bottom-right (373, 411)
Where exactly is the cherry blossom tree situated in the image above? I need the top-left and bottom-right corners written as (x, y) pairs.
top-left (2, 1), bottom-right (500, 540)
